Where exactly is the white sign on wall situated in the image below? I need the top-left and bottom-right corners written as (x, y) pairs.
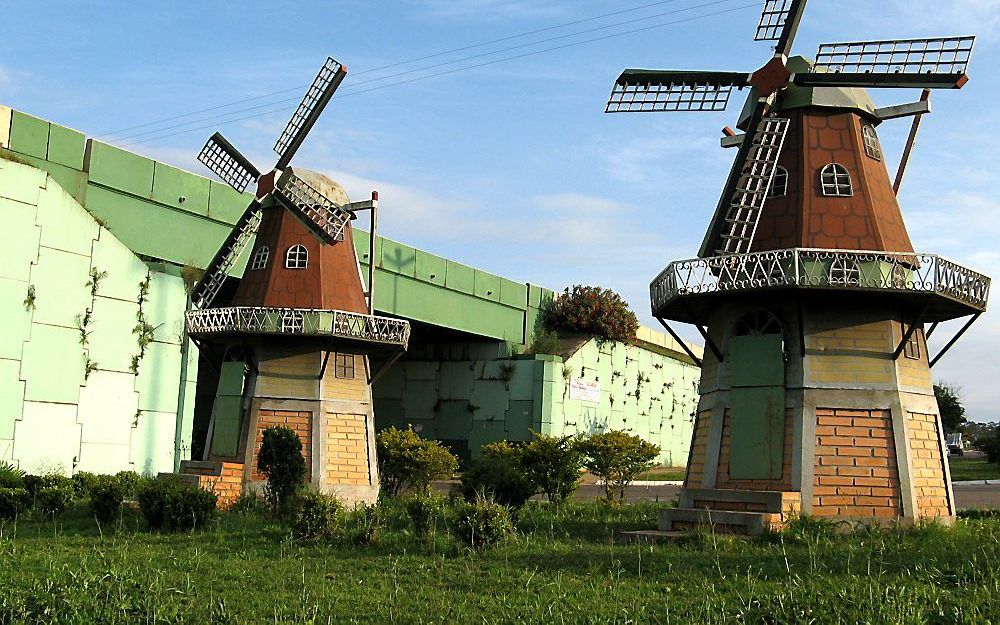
top-left (569, 378), bottom-right (601, 403)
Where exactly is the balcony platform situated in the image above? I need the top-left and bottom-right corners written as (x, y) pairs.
top-left (186, 306), bottom-right (410, 350)
top-left (651, 248), bottom-right (990, 324)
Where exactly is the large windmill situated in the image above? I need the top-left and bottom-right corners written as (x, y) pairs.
top-left (609, 1), bottom-right (990, 535)
top-left (180, 57), bottom-right (410, 507)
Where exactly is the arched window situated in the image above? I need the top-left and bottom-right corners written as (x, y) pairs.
top-left (829, 256), bottom-right (861, 286)
top-left (862, 124), bottom-right (882, 161)
top-left (280, 310), bottom-right (304, 333)
top-left (820, 164), bottom-right (853, 197)
top-left (733, 309), bottom-right (783, 337)
top-left (250, 246), bottom-right (269, 271)
top-left (285, 244), bottom-right (308, 269)
top-left (767, 166), bottom-right (789, 198)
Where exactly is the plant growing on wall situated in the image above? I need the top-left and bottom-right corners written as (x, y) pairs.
top-left (84, 358), bottom-right (98, 381)
top-left (23, 285), bottom-right (36, 311)
top-left (86, 267), bottom-right (108, 298)
top-left (542, 285), bottom-right (638, 344)
top-left (130, 274), bottom-right (159, 375)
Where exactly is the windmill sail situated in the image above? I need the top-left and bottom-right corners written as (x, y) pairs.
top-left (198, 132), bottom-right (261, 193)
top-left (191, 202), bottom-right (263, 309)
top-left (274, 57), bottom-right (348, 169)
top-left (606, 70), bottom-right (749, 113)
top-left (274, 171), bottom-right (352, 244)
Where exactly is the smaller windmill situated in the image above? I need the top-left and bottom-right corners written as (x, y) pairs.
top-left (181, 57), bottom-right (410, 507)
top-left (608, 0), bottom-right (990, 535)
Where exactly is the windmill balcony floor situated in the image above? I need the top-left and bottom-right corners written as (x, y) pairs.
top-left (650, 248), bottom-right (990, 323)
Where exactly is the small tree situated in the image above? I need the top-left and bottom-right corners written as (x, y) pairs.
top-left (935, 383), bottom-right (967, 433)
top-left (460, 442), bottom-right (536, 512)
top-left (376, 427), bottom-right (457, 496)
top-left (543, 285), bottom-right (639, 344)
top-left (257, 426), bottom-right (307, 515)
top-left (520, 432), bottom-right (582, 505)
top-left (577, 430), bottom-right (659, 503)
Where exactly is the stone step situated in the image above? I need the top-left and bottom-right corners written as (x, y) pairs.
top-left (179, 460), bottom-right (225, 476)
top-left (158, 472), bottom-right (200, 487)
top-left (659, 507), bottom-right (782, 536)
top-left (679, 488), bottom-right (800, 515)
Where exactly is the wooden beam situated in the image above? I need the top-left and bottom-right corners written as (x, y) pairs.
top-left (655, 318), bottom-right (702, 367)
top-left (894, 89), bottom-right (932, 195)
top-left (930, 313), bottom-right (982, 368)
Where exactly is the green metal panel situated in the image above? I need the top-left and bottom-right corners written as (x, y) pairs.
top-left (499, 279), bottom-right (527, 309)
top-left (29, 246), bottom-right (91, 329)
top-left (379, 239), bottom-right (416, 276)
top-left (207, 180), bottom-right (252, 225)
top-left (36, 183), bottom-right (99, 257)
top-left (8, 111), bottom-right (48, 159)
top-left (152, 162), bottom-right (211, 216)
top-left (0, 359), bottom-right (24, 439)
top-left (474, 270), bottom-right (501, 301)
top-left (46, 123), bottom-right (85, 170)
top-left (209, 361), bottom-right (246, 458)
top-left (730, 335), bottom-right (784, 387)
top-left (86, 141), bottom-right (155, 197)
top-left (20, 325), bottom-right (85, 404)
top-left (445, 260), bottom-right (475, 294)
top-left (728, 387), bottom-right (786, 480)
top-left (415, 250), bottom-right (447, 286)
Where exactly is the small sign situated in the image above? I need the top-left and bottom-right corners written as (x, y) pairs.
top-left (569, 378), bottom-right (601, 403)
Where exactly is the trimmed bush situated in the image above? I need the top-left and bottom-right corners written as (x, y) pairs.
top-left (460, 442), bottom-right (536, 512)
top-left (543, 285), bottom-right (639, 344)
top-left (521, 432), bottom-right (583, 505)
top-left (0, 487), bottom-right (30, 520)
top-left (34, 475), bottom-right (75, 519)
top-left (405, 493), bottom-right (444, 537)
top-left (115, 471), bottom-right (141, 498)
top-left (89, 475), bottom-right (127, 525)
top-left (293, 490), bottom-right (342, 540)
top-left (453, 495), bottom-right (515, 549)
top-left (578, 431), bottom-right (659, 503)
top-left (257, 426), bottom-right (307, 516)
top-left (376, 427), bottom-right (458, 497)
top-left (136, 477), bottom-right (217, 531)
top-left (71, 471), bottom-right (101, 499)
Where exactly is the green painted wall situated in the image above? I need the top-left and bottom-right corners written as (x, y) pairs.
top-left (0, 157), bottom-right (196, 474)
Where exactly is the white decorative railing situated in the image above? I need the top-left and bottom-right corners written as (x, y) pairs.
top-left (650, 248), bottom-right (990, 314)
top-left (186, 307), bottom-right (410, 348)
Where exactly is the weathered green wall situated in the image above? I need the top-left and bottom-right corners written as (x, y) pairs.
top-left (0, 157), bottom-right (196, 474)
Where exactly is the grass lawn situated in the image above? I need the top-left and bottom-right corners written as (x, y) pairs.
top-left (635, 466), bottom-right (687, 481)
top-left (3, 500), bottom-right (1000, 623)
top-left (948, 456), bottom-right (1000, 481)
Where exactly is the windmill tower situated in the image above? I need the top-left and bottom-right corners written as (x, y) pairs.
top-left (181, 57), bottom-right (410, 507)
top-left (608, 1), bottom-right (990, 534)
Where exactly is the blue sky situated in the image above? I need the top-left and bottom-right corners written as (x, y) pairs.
top-left (2, 0), bottom-right (999, 420)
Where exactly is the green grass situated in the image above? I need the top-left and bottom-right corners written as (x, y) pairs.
top-left (2, 501), bottom-right (999, 624)
top-left (948, 456), bottom-right (1000, 481)
top-left (635, 466), bottom-right (687, 481)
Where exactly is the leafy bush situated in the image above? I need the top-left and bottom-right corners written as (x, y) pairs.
top-left (257, 426), bottom-right (307, 515)
top-left (115, 471), bottom-right (141, 498)
top-left (460, 442), bottom-right (536, 512)
top-left (453, 494), bottom-right (515, 549)
top-left (71, 471), bottom-right (101, 499)
top-left (344, 502), bottom-right (381, 546)
top-left (405, 493), bottom-right (444, 537)
top-left (577, 431), bottom-right (659, 503)
top-left (0, 487), bottom-right (30, 519)
top-left (527, 330), bottom-right (561, 356)
top-left (980, 428), bottom-right (1000, 465)
top-left (0, 461), bottom-right (25, 488)
top-left (293, 490), bottom-right (342, 540)
top-left (543, 285), bottom-right (639, 344)
top-left (136, 476), bottom-right (217, 531)
top-left (34, 475), bottom-right (75, 519)
top-left (89, 475), bottom-right (127, 525)
top-left (521, 432), bottom-right (583, 505)
top-left (376, 427), bottom-right (458, 496)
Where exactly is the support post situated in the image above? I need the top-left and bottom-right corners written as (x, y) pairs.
top-left (656, 317), bottom-right (702, 367)
top-left (892, 300), bottom-right (930, 361)
top-left (930, 313), bottom-right (981, 367)
top-left (369, 349), bottom-right (404, 385)
top-left (893, 89), bottom-right (932, 195)
top-left (317, 350), bottom-right (332, 379)
top-left (367, 191), bottom-right (379, 315)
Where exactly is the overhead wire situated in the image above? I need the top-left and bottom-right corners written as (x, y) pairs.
top-left (121, 1), bottom-right (760, 147)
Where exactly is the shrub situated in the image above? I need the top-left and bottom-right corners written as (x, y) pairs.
top-left (527, 330), bottom-right (561, 356)
top-left (543, 285), bottom-right (639, 344)
top-left (521, 432), bottom-right (583, 505)
top-left (405, 493), bottom-right (444, 537)
top-left (460, 442), bottom-right (536, 512)
top-left (453, 494), bottom-right (515, 549)
top-left (376, 427), bottom-right (458, 497)
top-left (71, 471), bottom-right (101, 499)
top-left (115, 471), bottom-right (141, 497)
top-left (89, 475), bottom-right (127, 525)
top-left (0, 461), bottom-right (25, 488)
top-left (980, 428), bottom-right (1000, 465)
top-left (577, 431), bottom-right (659, 503)
top-left (0, 487), bottom-right (30, 520)
top-left (136, 476), bottom-right (217, 531)
top-left (293, 490), bottom-right (342, 540)
top-left (34, 475), bottom-right (75, 519)
top-left (229, 491), bottom-right (269, 516)
top-left (257, 426), bottom-right (307, 515)
top-left (344, 502), bottom-right (381, 546)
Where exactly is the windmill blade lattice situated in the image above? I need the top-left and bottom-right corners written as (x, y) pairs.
top-left (192, 202), bottom-right (263, 309)
top-left (717, 116), bottom-right (789, 256)
top-left (813, 36), bottom-right (975, 75)
top-left (274, 57), bottom-right (348, 169)
top-left (755, 0), bottom-right (795, 41)
top-left (198, 132), bottom-right (261, 193)
top-left (606, 70), bottom-right (749, 113)
top-left (275, 171), bottom-right (352, 244)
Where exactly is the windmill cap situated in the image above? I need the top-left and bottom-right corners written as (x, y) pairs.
top-left (736, 56), bottom-right (879, 130)
top-left (290, 168), bottom-right (352, 206)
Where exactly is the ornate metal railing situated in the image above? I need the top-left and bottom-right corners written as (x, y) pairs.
top-left (186, 307), bottom-right (410, 348)
top-left (651, 248), bottom-right (990, 314)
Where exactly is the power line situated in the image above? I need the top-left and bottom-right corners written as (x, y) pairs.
top-left (99, 0), bottom-right (692, 138)
top-left (114, 0), bottom-right (743, 143)
top-left (122, 2), bottom-right (759, 147)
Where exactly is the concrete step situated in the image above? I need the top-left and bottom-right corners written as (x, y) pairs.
top-left (659, 507), bottom-right (782, 536)
top-left (680, 488), bottom-right (800, 515)
top-left (179, 460), bottom-right (225, 476)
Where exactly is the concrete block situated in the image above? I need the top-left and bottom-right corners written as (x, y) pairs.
top-left (85, 140), bottom-right (154, 197)
top-left (379, 240), bottom-right (416, 276)
top-left (28, 246), bottom-right (91, 329)
top-left (499, 279), bottom-right (527, 309)
top-left (470, 382), bottom-right (508, 421)
top-left (87, 296), bottom-right (140, 373)
top-left (77, 370), bottom-right (139, 445)
top-left (0, 278), bottom-right (31, 360)
top-left (130, 410), bottom-right (177, 476)
top-left (445, 260), bottom-right (474, 293)
top-left (46, 123), bottom-right (85, 170)
top-left (0, 439), bottom-right (12, 462)
top-left (8, 111), bottom-right (48, 159)
top-left (145, 271), bottom-right (186, 344)
top-left (135, 341), bottom-right (182, 412)
top-left (0, 197), bottom-right (41, 282)
top-left (439, 361), bottom-right (473, 399)
top-left (77, 442), bottom-right (132, 474)
top-left (404, 361), bottom-right (438, 381)
top-left (474, 270), bottom-right (501, 301)
top-left (415, 250), bottom-right (446, 286)
top-left (90, 230), bottom-right (150, 301)
top-left (0, 159), bottom-right (45, 205)
top-left (0, 359), bottom-right (25, 439)
top-left (207, 180), bottom-right (251, 225)
top-left (0, 105), bottom-right (11, 149)
top-left (401, 380), bottom-right (438, 420)
top-left (20, 325), bottom-right (84, 404)
top-left (13, 401), bottom-right (81, 474)
top-left (152, 161), bottom-right (210, 216)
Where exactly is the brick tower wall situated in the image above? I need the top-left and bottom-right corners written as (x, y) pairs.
top-left (907, 411), bottom-right (951, 517)
top-left (683, 410), bottom-right (712, 488)
top-left (321, 354), bottom-right (377, 491)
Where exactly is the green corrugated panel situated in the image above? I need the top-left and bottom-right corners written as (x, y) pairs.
top-left (0, 158), bottom-right (45, 205)
top-left (499, 279), bottom-right (526, 308)
top-left (8, 111), bottom-right (48, 159)
top-left (131, 410), bottom-right (178, 475)
top-left (20, 325), bottom-right (85, 404)
top-left (0, 197), bottom-right (40, 282)
top-left (207, 180), bottom-right (252, 225)
top-left (474, 270), bottom-right (501, 301)
top-left (86, 296), bottom-right (140, 373)
top-left (85, 141), bottom-right (154, 197)
top-left (35, 183), bottom-right (99, 257)
top-left (29, 246), bottom-right (91, 329)
top-left (135, 341), bottom-right (182, 412)
top-left (379, 239), bottom-right (416, 276)
top-left (0, 359), bottom-right (24, 439)
top-left (90, 232), bottom-right (150, 301)
top-left (152, 162), bottom-right (211, 216)
top-left (445, 260), bottom-right (475, 293)
top-left (415, 250), bottom-right (447, 286)
top-left (46, 123), bottom-right (85, 170)
top-left (0, 277), bottom-right (30, 360)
